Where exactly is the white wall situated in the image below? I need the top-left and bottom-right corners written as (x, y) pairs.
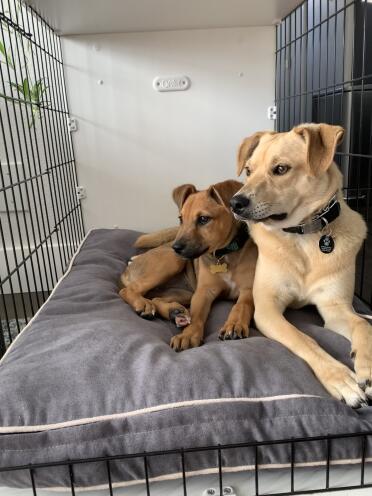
top-left (62, 27), bottom-right (275, 232)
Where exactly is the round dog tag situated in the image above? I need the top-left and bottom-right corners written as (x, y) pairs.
top-left (319, 235), bottom-right (334, 254)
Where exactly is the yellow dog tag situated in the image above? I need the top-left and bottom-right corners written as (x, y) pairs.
top-left (210, 263), bottom-right (228, 274)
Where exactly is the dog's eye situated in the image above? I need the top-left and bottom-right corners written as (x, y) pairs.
top-left (197, 216), bottom-right (211, 226)
top-left (273, 164), bottom-right (290, 175)
top-left (178, 216), bottom-right (183, 225)
top-left (245, 167), bottom-right (251, 177)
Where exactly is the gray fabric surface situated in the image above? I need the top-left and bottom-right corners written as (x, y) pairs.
top-left (0, 228), bottom-right (371, 489)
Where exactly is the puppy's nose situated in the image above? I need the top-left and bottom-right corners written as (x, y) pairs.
top-left (230, 194), bottom-right (250, 213)
top-left (172, 241), bottom-right (186, 255)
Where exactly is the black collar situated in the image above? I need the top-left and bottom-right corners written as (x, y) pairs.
top-left (214, 223), bottom-right (250, 258)
top-left (283, 193), bottom-right (340, 235)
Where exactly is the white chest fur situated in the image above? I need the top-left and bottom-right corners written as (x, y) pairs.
top-left (221, 271), bottom-right (239, 299)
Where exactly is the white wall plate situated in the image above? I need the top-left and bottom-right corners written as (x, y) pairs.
top-left (153, 76), bottom-right (191, 92)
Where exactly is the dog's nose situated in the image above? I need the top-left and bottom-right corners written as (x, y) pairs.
top-left (230, 194), bottom-right (250, 213)
top-left (172, 241), bottom-right (186, 255)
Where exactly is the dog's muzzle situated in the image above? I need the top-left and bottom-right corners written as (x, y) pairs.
top-left (230, 194), bottom-right (251, 219)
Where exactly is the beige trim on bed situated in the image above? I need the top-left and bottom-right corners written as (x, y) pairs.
top-left (0, 394), bottom-right (323, 433)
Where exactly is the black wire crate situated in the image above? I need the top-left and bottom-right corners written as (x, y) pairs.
top-left (0, 431), bottom-right (371, 495)
top-left (275, 0), bottom-right (372, 308)
top-left (0, 0), bottom-right (85, 358)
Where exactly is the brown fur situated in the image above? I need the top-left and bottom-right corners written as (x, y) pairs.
top-left (120, 180), bottom-right (257, 351)
top-left (232, 123), bottom-right (371, 408)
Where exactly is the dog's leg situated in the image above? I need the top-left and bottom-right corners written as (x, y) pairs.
top-left (170, 286), bottom-right (221, 351)
top-left (119, 246), bottom-right (186, 319)
top-left (254, 296), bottom-right (367, 408)
top-left (317, 302), bottom-right (372, 401)
top-left (219, 289), bottom-right (254, 340)
top-left (151, 289), bottom-right (193, 328)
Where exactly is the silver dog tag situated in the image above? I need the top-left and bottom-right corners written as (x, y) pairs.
top-left (319, 235), bottom-right (334, 254)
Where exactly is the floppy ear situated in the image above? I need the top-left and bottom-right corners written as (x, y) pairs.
top-left (237, 132), bottom-right (266, 176)
top-left (172, 184), bottom-right (197, 209)
top-left (208, 180), bottom-right (243, 208)
top-left (293, 123), bottom-right (344, 176)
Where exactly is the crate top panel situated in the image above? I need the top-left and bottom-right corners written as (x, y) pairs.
top-left (24, 0), bottom-right (302, 35)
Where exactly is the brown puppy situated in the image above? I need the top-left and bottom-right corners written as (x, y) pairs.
top-left (120, 180), bottom-right (257, 350)
top-left (230, 123), bottom-right (371, 407)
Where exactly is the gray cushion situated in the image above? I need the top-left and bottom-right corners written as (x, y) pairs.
top-left (0, 228), bottom-right (371, 490)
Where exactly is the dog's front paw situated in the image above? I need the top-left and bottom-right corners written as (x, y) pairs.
top-left (131, 295), bottom-right (156, 320)
top-left (319, 362), bottom-right (367, 408)
top-left (170, 326), bottom-right (203, 352)
top-left (351, 337), bottom-right (372, 400)
top-left (219, 320), bottom-right (249, 341)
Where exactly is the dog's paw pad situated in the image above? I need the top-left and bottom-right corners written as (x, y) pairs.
top-left (169, 308), bottom-right (191, 328)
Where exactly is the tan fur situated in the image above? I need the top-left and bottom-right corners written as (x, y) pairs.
top-left (233, 122), bottom-right (371, 408)
top-left (120, 180), bottom-right (257, 350)
top-left (134, 227), bottom-right (179, 249)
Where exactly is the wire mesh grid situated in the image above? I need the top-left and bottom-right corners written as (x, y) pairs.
top-left (275, 0), bottom-right (372, 308)
top-left (0, 0), bottom-right (85, 358)
top-left (0, 431), bottom-right (371, 495)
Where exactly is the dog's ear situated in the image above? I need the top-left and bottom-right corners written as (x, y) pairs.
top-left (237, 132), bottom-right (266, 176)
top-left (293, 123), bottom-right (344, 176)
top-left (208, 180), bottom-right (243, 208)
top-left (172, 184), bottom-right (197, 209)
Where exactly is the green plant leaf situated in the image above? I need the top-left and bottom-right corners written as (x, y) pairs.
top-left (22, 78), bottom-right (30, 100)
top-left (9, 81), bottom-right (25, 95)
top-left (0, 40), bottom-right (14, 70)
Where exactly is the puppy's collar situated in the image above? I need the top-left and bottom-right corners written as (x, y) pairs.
top-left (214, 223), bottom-right (250, 258)
top-left (283, 193), bottom-right (340, 235)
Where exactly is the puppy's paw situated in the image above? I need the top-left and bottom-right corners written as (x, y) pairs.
top-left (170, 326), bottom-right (203, 352)
top-left (320, 363), bottom-right (367, 409)
top-left (219, 320), bottom-right (249, 341)
top-left (133, 297), bottom-right (156, 320)
top-left (169, 308), bottom-right (191, 328)
top-left (351, 343), bottom-right (372, 400)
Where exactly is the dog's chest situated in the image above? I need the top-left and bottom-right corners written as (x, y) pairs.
top-left (220, 271), bottom-right (239, 299)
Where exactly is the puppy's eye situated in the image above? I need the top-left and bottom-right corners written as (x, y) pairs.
top-left (178, 216), bottom-right (183, 225)
top-left (197, 216), bottom-right (211, 226)
top-left (245, 167), bottom-right (251, 177)
top-left (273, 164), bottom-right (290, 175)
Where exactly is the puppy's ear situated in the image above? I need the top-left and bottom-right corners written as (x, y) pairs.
top-left (208, 180), bottom-right (243, 208)
top-left (237, 132), bottom-right (266, 176)
top-left (172, 184), bottom-right (197, 209)
top-left (293, 123), bottom-right (344, 176)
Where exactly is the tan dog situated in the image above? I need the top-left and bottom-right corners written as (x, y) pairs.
top-left (230, 123), bottom-right (371, 407)
top-left (120, 180), bottom-right (257, 350)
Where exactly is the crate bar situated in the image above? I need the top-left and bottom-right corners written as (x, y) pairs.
top-left (48, 27), bottom-right (81, 253)
top-left (355, 0), bottom-right (368, 297)
top-left (36, 17), bottom-right (75, 263)
top-left (29, 468), bottom-right (37, 496)
top-left (181, 448), bottom-right (187, 496)
top-left (106, 460), bottom-right (113, 496)
top-left (275, 0), bottom-right (356, 54)
top-left (22, 4), bottom-right (69, 271)
top-left (144, 455), bottom-right (150, 496)
top-left (0, 0), bottom-right (49, 304)
top-left (4, 0), bottom-right (56, 295)
top-left (28, 5), bottom-right (71, 269)
top-left (218, 446), bottom-right (223, 496)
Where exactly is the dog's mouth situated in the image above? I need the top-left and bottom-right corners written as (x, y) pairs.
top-left (259, 213), bottom-right (288, 222)
top-left (233, 211), bottom-right (288, 222)
top-left (175, 246), bottom-right (209, 260)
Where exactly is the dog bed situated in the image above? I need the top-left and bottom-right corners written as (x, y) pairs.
top-left (0, 228), bottom-right (371, 490)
